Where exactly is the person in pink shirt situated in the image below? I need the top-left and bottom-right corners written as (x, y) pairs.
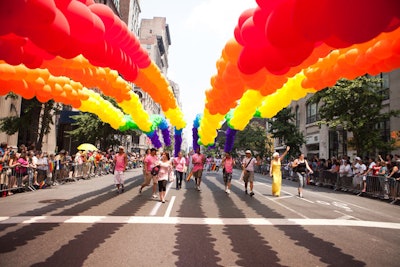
top-left (156, 152), bottom-right (172, 203)
top-left (191, 147), bottom-right (205, 191)
top-left (173, 151), bottom-right (186, 190)
top-left (113, 146), bottom-right (128, 194)
top-left (139, 148), bottom-right (159, 199)
top-left (222, 152), bottom-right (235, 194)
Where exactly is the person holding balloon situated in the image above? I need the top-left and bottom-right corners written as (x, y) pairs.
top-left (269, 146), bottom-right (290, 197)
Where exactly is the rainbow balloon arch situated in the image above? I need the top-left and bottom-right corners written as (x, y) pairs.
top-left (194, 0), bottom-right (400, 152)
top-left (0, 1), bottom-right (400, 154)
top-left (0, 0), bottom-right (185, 150)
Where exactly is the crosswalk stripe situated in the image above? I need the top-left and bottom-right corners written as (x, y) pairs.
top-left (0, 216), bottom-right (399, 229)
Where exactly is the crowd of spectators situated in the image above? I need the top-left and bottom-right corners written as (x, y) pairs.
top-left (0, 142), bottom-right (143, 197)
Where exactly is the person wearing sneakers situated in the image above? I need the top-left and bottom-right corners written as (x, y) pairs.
top-left (221, 152), bottom-right (235, 194)
top-left (140, 148), bottom-right (159, 198)
top-left (291, 153), bottom-right (313, 198)
top-left (191, 147), bottom-right (205, 191)
top-left (242, 150), bottom-right (257, 196)
top-left (113, 146), bottom-right (128, 194)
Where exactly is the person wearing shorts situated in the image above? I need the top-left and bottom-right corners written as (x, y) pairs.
top-left (222, 152), bottom-right (235, 194)
top-left (242, 150), bottom-right (257, 196)
top-left (139, 148), bottom-right (159, 198)
top-left (113, 146), bottom-right (128, 194)
top-left (191, 147), bottom-right (205, 191)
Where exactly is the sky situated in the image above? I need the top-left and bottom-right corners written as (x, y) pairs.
top-left (139, 0), bottom-right (255, 147)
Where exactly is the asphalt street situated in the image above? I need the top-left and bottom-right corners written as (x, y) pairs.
top-left (0, 168), bottom-right (399, 267)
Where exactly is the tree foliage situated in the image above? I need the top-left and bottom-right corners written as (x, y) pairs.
top-left (233, 120), bottom-right (270, 158)
top-left (307, 76), bottom-right (400, 156)
top-left (68, 112), bottom-right (124, 151)
top-left (268, 107), bottom-right (305, 157)
top-left (66, 94), bottom-right (140, 151)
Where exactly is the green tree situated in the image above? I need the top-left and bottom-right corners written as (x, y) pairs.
top-left (268, 107), bottom-right (305, 158)
top-left (233, 120), bottom-right (269, 158)
top-left (68, 112), bottom-right (138, 151)
top-left (307, 76), bottom-right (400, 156)
top-left (0, 94), bottom-right (61, 151)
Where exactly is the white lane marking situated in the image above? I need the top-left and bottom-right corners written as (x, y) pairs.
top-left (239, 181), bottom-right (309, 219)
top-left (149, 181), bottom-right (174, 216)
top-left (1, 216), bottom-right (399, 229)
top-left (334, 210), bottom-right (360, 221)
top-left (164, 196), bottom-right (176, 217)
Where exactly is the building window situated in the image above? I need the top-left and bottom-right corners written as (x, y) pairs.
top-left (295, 105), bottom-right (300, 128)
top-left (377, 120), bottom-right (391, 142)
top-left (380, 73), bottom-right (390, 100)
top-left (306, 102), bottom-right (318, 124)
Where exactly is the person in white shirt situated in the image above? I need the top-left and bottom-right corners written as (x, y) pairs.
top-left (361, 157), bottom-right (376, 193)
top-left (352, 157), bottom-right (366, 190)
top-left (241, 150), bottom-right (257, 196)
top-left (214, 157), bottom-right (222, 172)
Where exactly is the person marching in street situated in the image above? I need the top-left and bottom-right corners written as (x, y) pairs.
top-left (269, 146), bottom-right (290, 197)
top-left (156, 152), bottom-right (172, 203)
top-left (242, 150), bottom-right (257, 196)
top-left (173, 151), bottom-right (186, 190)
top-left (221, 152), bottom-right (235, 194)
top-left (113, 146), bottom-right (128, 194)
top-left (139, 148), bottom-right (159, 198)
top-left (191, 147), bottom-right (205, 191)
top-left (291, 152), bottom-right (313, 198)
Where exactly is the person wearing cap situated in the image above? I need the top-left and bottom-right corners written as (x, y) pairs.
top-left (291, 153), bottom-right (313, 198)
top-left (241, 150), bottom-right (257, 196)
top-left (269, 146), bottom-right (290, 197)
top-left (113, 146), bottom-right (128, 194)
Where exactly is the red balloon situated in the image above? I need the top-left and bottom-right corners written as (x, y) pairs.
top-left (237, 46), bottom-right (267, 74)
top-left (23, 9), bottom-right (70, 55)
top-left (252, 6), bottom-right (270, 28)
top-left (266, 0), bottom-right (306, 49)
top-left (61, 0), bottom-right (95, 44)
top-left (327, 0), bottom-right (393, 45)
top-left (238, 8), bottom-right (255, 29)
top-left (234, 25), bottom-right (245, 46)
top-left (240, 17), bottom-right (268, 47)
top-left (256, 0), bottom-right (281, 10)
top-left (292, 0), bottom-right (331, 42)
top-left (0, 0), bottom-right (27, 35)
top-left (89, 3), bottom-right (115, 30)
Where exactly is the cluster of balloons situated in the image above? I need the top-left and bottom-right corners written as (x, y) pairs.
top-left (198, 0), bottom-right (400, 147)
top-left (0, 0), bottom-right (185, 149)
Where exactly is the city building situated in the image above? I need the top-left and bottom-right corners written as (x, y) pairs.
top-left (273, 70), bottom-right (400, 160)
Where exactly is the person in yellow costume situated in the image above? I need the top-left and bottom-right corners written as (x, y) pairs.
top-left (269, 146), bottom-right (290, 197)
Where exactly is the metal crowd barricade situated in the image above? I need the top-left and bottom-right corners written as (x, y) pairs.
top-left (318, 170), bottom-right (337, 188)
top-left (282, 166), bottom-right (296, 181)
top-left (0, 166), bottom-right (36, 196)
top-left (388, 178), bottom-right (400, 204)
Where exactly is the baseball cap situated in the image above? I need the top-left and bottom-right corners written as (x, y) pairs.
top-left (245, 150), bottom-right (251, 154)
top-left (355, 156), bottom-right (361, 161)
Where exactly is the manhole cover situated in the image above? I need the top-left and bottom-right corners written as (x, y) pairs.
top-left (39, 199), bottom-right (67, 204)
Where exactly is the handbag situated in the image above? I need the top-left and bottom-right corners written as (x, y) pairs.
top-left (151, 165), bottom-right (160, 176)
